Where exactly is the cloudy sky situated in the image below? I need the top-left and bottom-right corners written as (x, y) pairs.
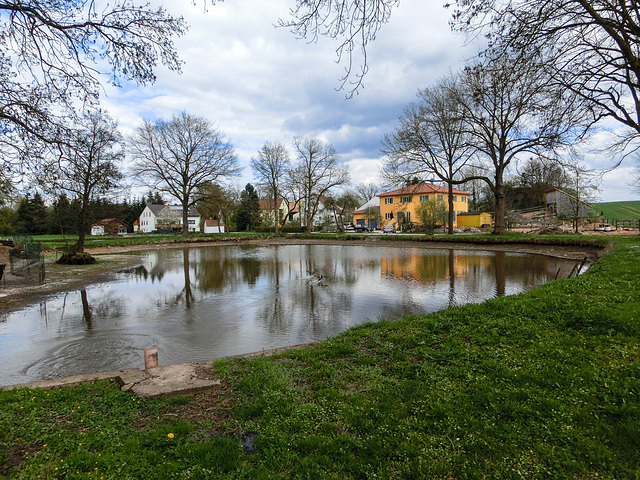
top-left (100, 0), bottom-right (638, 203)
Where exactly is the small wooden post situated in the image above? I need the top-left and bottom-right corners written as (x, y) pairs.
top-left (144, 348), bottom-right (158, 369)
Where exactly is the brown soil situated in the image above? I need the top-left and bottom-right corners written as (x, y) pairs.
top-left (0, 250), bottom-right (143, 311)
top-left (0, 236), bottom-right (607, 312)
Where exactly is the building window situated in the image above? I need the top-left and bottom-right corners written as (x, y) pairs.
top-left (406, 212), bottom-right (411, 222)
top-left (385, 213), bottom-right (393, 219)
top-left (420, 195), bottom-right (429, 202)
top-left (400, 196), bottom-right (413, 203)
top-left (462, 197), bottom-right (467, 202)
top-left (452, 195), bottom-right (458, 201)
top-left (385, 198), bottom-right (393, 204)
top-left (437, 194), bottom-right (443, 200)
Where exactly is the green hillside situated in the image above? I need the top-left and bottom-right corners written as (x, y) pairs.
top-left (591, 200), bottom-right (640, 219)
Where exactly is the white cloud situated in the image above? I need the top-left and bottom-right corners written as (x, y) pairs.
top-left (99, 0), bottom-right (638, 202)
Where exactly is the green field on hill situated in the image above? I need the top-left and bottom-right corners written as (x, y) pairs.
top-left (591, 200), bottom-right (640, 219)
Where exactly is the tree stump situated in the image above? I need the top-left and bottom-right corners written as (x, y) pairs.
top-left (56, 252), bottom-right (96, 265)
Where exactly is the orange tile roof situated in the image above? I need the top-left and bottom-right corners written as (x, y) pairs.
top-left (378, 183), bottom-right (469, 197)
top-left (259, 199), bottom-right (284, 210)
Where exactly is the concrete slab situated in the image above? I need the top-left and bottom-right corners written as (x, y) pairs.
top-left (2, 343), bottom-right (316, 397)
top-left (125, 362), bottom-right (221, 398)
top-left (2, 370), bottom-right (129, 391)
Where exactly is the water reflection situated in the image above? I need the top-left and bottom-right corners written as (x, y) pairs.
top-left (0, 244), bottom-right (585, 385)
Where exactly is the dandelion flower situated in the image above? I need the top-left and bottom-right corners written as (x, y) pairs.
top-left (167, 433), bottom-right (174, 439)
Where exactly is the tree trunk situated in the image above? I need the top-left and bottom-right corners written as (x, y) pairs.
top-left (182, 201), bottom-right (189, 236)
top-left (447, 182), bottom-right (455, 235)
top-left (493, 187), bottom-right (506, 234)
top-left (274, 190), bottom-right (280, 235)
top-left (72, 194), bottom-right (90, 254)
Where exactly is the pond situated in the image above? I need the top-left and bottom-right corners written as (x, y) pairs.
top-left (0, 244), bottom-right (586, 386)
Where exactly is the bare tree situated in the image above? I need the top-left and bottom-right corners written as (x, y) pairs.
top-left (459, 164), bottom-right (486, 211)
top-left (38, 111), bottom-right (123, 261)
top-left (455, 53), bottom-right (590, 234)
top-left (324, 190), bottom-right (360, 231)
top-left (516, 157), bottom-right (569, 206)
top-left (130, 113), bottom-right (240, 236)
top-left (196, 182), bottom-right (240, 232)
top-left (355, 182), bottom-right (380, 204)
top-left (560, 159), bottom-right (601, 233)
top-left (451, 0), bottom-right (640, 149)
top-left (382, 74), bottom-right (474, 234)
top-left (293, 137), bottom-right (350, 232)
top-left (251, 142), bottom-right (291, 234)
top-left (0, 0), bottom-right (186, 175)
top-left (279, 168), bottom-right (305, 229)
top-left (280, 0), bottom-right (399, 97)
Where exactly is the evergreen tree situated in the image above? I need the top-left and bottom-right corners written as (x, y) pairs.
top-left (145, 190), bottom-right (164, 205)
top-left (14, 193), bottom-right (48, 235)
top-left (0, 207), bottom-right (16, 235)
top-left (51, 193), bottom-right (80, 235)
top-left (121, 197), bottom-right (146, 232)
top-left (237, 183), bottom-right (261, 231)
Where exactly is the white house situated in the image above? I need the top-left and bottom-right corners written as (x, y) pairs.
top-left (136, 205), bottom-right (201, 233)
top-left (204, 219), bottom-right (225, 233)
top-left (91, 218), bottom-right (128, 236)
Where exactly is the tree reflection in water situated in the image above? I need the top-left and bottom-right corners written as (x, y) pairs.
top-left (0, 244), bottom-right (588, 385)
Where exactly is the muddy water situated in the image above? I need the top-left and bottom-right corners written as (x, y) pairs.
top-left (0, 244), bottom-right (585, 386)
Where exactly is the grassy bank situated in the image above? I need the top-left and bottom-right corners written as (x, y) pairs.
top-left (27, 231), bottom-right (610, 253)
top-left (1, 236), bottom-right (638, 479)
top-left (25, 233), bottom-right (274, 252)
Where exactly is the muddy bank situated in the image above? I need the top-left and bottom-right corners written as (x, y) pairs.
top-left (0, 236), bottom-right (606, 312)
top-left (0, 251), bottom-right (143, 311)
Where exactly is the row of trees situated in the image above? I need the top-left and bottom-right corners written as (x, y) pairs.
top-left (7, 0), bottom-right (639, 253)
top-left (0, 0), bottom-right (376, 252)
top-left (250, 138), bottom-right (351, 233)
top-left (285, 0), bottom-right (640, 233)
top-left (0, 0), bottom-right (185, 261)
top-left (3, 111), bottom-right (241, 260)
top-left (1, 193), bottom-right (163, 237)
top-left (381, 53), bottom-right (593, 235)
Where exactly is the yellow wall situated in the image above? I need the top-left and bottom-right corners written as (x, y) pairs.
top-left (353, 208), bottom-right (379, 228)
top-left (379, 191), bottom-right (469, 228)
top-left (380, 249), bottom-right (492, 284)
top-left (457, 212), bottom-right (493, 228)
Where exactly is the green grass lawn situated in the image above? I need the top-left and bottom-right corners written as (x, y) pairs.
top-left (591, 200), bottom-right (640, 219)
top-left (24, 232), bottom-right (273, 252)
top-left (1, 235), bottom-right (639, 479)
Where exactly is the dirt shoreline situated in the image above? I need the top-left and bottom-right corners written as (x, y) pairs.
top-left (0, 236), bottom-right (606, 312)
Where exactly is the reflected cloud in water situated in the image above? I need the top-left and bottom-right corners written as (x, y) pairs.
top-left (0, 244), bottom-right (586, 385)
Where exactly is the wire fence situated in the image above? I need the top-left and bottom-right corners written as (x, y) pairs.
top-left (1, 236), bottom-right (45, 287)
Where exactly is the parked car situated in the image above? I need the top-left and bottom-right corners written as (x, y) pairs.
top-left (345, 224), bottom-right (356, 231)
top-left (383, 224), bottom-right (396, 233)
top-left (598, 224), bottom-right (612, 232)
top-left (354, 224), bottom-right (371, 232)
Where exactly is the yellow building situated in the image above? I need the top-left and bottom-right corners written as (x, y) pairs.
top-left (456, 212), bottom-right (493, 228)
top-left (259, 199), bottom-right (289, 227)
top-left (378, 183), bottom-right (470, 229)
top-left (352, 206), bottom-right (380, 230)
